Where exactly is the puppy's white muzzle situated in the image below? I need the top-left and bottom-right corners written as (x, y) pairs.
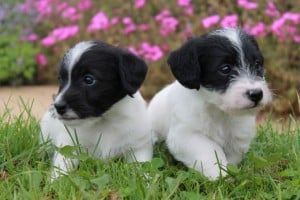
top-left (219, 77), bottom-right (272, 114)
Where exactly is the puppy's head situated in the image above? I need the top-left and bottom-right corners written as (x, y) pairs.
top-left (168, 28), bottom-right (272, 114)
top-left (53, 41), bottom-right (147, 121)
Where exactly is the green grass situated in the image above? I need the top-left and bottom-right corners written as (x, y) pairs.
top-left (0, 108), bottom-right (299, 200)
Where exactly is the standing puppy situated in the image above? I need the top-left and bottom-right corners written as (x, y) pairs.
top-left (40, 41), bottom-right (153, 179)
top-left (148, 28), bottom-right (272, 180)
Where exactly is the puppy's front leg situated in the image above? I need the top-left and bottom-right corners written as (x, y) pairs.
top-left (126, 142), bottom-right (153, 163)
top-left (51, 151), bottom-right (79, 180)
top-left (167, 132), bottom-right (228, 180)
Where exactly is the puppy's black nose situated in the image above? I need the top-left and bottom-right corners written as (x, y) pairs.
top-left (246, 89), bottom-right (263, 105)
top-left (54, 101), bottom-right (67, 115)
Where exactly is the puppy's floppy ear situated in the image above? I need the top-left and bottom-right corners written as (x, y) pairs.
top-left (118, 51), bottom-right (148, 96)
top-left (167, 39), bottom-right (201, 90)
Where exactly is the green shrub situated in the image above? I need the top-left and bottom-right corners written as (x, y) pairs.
top-left (0, 36), bottom-right (38, 86)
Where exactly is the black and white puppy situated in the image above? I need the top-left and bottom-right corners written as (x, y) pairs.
top-left (40, 41), bottom-right (153, 179)
top-left (148, 28), bottom-right (272, 180)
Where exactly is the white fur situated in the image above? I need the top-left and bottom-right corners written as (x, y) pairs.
top-left (41, 92), bottom-right (153, 179)
top-left (148, 81), bottom-right (271, 180)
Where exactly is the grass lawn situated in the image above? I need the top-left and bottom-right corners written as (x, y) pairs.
top-left (0, 105), bottom-right (299, 200)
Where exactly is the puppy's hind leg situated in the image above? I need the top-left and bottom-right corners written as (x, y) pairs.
top-left (167, 133), bottom-right (228, 180)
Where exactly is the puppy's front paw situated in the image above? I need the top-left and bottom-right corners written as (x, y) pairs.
top-left (50, 168), bottom-right (68, 182)
top-left (202, 164), bottom-right (228, 180)
top-left (50, 152), bottom-right (78, 182)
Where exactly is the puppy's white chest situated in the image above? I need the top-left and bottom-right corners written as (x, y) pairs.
top-left (213, 115), bottom-right (256, 163)
top-left (66, 122), bottom-right (132, 159)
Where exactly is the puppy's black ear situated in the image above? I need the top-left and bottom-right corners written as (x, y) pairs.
top-left (118, 52), bottom-right (148, 96)
top-left (167, 39), bottom-right (201, 90)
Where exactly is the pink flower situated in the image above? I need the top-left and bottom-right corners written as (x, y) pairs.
top-left (178, 0), bottom-right (190, 7)
top-left (265, 1), bottom-right (280, 17)
top-left (155, 10), bottom-right (179, 36)
top-left (19, 0), bottom-right (32, 14)
top-left (155, 9), bottom-right (171, 21)
top-left (78, 0), bottom-right (93, 11)
top-left (271, 17), bottom-right (286, 40)
top-left (88, 11), bottom-right (110, 32)
top-left (282, 12), bottom-right (300, 24)
top-left (161, 44), bottom-right (170, 52)
top-left (128, 43), bottom-right (164, 61)
top-left (41, 25), bottom-right (79, 46)
top-left (293, 35), bottom-right (300, 43)
top-left (286, 25), bottom-right (297, 36)
top-left (52, 26), bottom-right (79, 41)
top-left (34, 0), bottom-right (52, 16)
top-left (183, 5), bottom-right (194, 15)
top-left (138, 24), bottom-right (150, 31)
top-left (35, 54), bottom-right (48, 67)
top-left (124, 24), bottom-right (137, 34)
top-left (202, 15), bottom-right (220, 29)
top-left (135, 0), bottom-right (146, 9)
top-left (177, 0), bottom-right (193, 15)
top-left (122, 17), bottom-right (133, 24)
top-left (27, 33), bottom-right (38, 42)
top-left (237, 0), bottom-right (258, 10)
top-left (110, 17), bottom-right (119, 25)
top-left (57, 2), bottom-right (68, 13)
top-left (41, 36), bottom-right (56, 47)
top-left (221, 14), bottom-right (238, 28)
top-left (159, 17), bottom-right (179, 36)
top-left (145, 45), bottom-right (163, 61)
top-left (140, 42), bottom-right (163, 61)
top-left (61, 7), bottom-right (79, 21)
top-left (122, 17), bottom-right (137, 34)
top-left (250, 22), bottom-right (267, 37)
top-left (127, 46), bottom-right (141, 56)
top-left (242, 23), bottom-right (252, 33)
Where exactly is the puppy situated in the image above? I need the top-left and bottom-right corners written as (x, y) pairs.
top-left (40, 41), bottom-right (153, 179)
top-left (148, 28), bottom-right (272, 180)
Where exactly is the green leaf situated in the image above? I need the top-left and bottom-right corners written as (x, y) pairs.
top-left (181, 191), bottom-right (204, 200)
top-left (165, 177), bottom-right (177, 192)
top-left (227, 164), bottom-right (240, 176)
top-left (151, 157), bottom-right (164, 169)
top-left (280, 169), bottom-right (297, 177)
top-left (76, 152), bottom-right (90, 161)
top-left (58, 145), bottom-right (79, 158)
top-left (248, 153), bottom-right (270, 168)
top-left (30, 172), bottom-right (43, 189)
top-left (90, 174), bottom-right (111, 188)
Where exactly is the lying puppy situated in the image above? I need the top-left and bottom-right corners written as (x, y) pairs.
top-left (40, 41), bottom-right (153, 179)
top-left (148, 28), bottom-right (272, 180)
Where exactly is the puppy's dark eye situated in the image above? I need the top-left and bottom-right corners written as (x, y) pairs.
top-left (219, 64), bottom-right (232, 75)
top-left (254, 60), bottom-right (262, 67)
top-left (83, 75), bottom-right (96, 85)
top-left (57, 76), bottom-right (66, 86)
top-left (254, 60), bottom-right (265, 76)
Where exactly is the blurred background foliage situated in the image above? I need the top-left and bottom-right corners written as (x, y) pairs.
top-left (0, 0), bottom-right (299, 117)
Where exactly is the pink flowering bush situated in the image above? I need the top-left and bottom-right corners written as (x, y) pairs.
top-left (7, 0), bottom-right (300, 115)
